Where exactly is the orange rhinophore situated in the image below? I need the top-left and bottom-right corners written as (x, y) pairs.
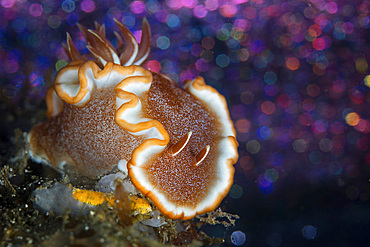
top-left (27, 19), bottom-right (239, 220)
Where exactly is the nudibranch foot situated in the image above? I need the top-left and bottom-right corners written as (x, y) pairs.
top-left (28, 19), bottom-right (238, 220)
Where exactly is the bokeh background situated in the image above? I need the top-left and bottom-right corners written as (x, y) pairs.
top-left (1, 0), bottom-right (370, 246)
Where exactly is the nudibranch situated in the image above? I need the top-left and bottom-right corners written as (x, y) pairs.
top-left (27, 19), bottom-right (238, 220)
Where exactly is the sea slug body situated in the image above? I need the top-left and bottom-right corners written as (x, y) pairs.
top-left (28, 19), bottom-right (239, 220)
